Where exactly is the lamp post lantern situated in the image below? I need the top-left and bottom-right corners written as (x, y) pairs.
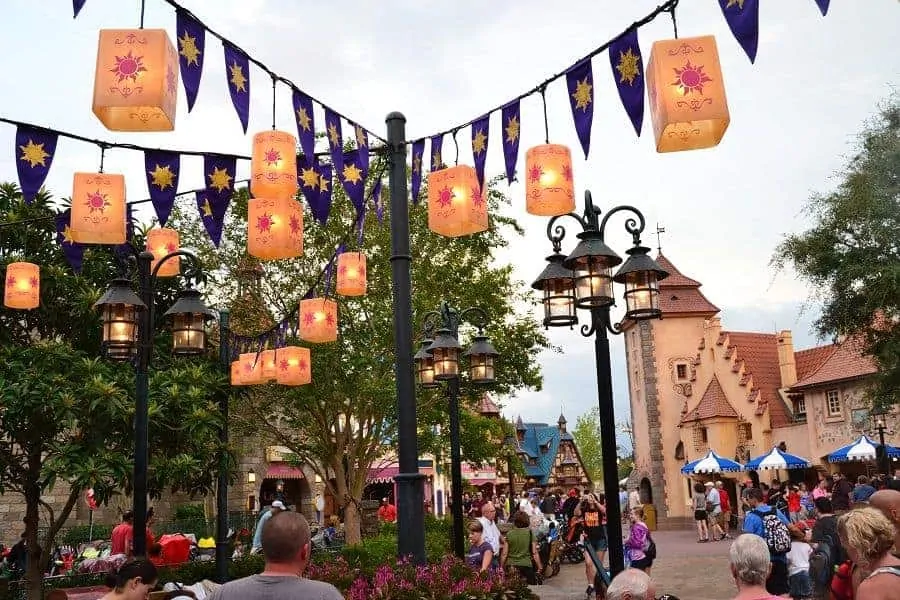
top-left (870, 407), bottom-right (893, 478)
top-left (532, 190), bottom-right (668, 577)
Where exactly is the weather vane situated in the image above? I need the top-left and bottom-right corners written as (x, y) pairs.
top-left (655, 224), bottom-right (666, 254)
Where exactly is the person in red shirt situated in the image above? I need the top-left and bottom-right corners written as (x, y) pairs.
top-left (110, 511), bottom-right (134, 555)
top-left (716, 481), bottom-right (732, 535)
top-left (786, 485), bottom-right (802, 523)
top-left (377, 498), bottom-right (397, 522)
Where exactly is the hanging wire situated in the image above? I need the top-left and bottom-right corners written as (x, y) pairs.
top-left (139, 0), bottom-right (146, 28)
top-left (451, 130), bottom-right (460, 166)
top-left (271, 75), bottom-right (277, 130)
top-left (539, 85), bottom-right (550, 144)
top-left (669, 1), bottom-right (679, 39)
top-left (98, 145), bottom-right (107, 173)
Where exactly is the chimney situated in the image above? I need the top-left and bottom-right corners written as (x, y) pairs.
top-left (776, 329), bottom-right (797, 387)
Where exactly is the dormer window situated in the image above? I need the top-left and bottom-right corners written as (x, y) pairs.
top-left (541, 444), bottom-right (549, 454)
top-left (528, 457), bottom-right (537, 466)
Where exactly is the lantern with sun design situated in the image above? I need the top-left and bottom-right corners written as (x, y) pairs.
top-left (646, 35), bottom-right (730, 153)
top-left (275, 346), bottom-right (312, 386)
top-left (4, 262), bottom-right (40, 310)
top-left (336, 251), bottom-right (367, 297)
top-left (92, 29), bottom-right (178, 132)
top-left (239, 352), bottom-right (265, 386)
top-left (251, 130), bottom-right (299, 200)
top-left (146, 227), bottom-right (180, 277)
top-left (230, 360), bottom-right (245, 386)
top-left (524, 144), bottom-right (575, 217)
top-left (70, 172), bottom-right (127, 244)
top-left (299, 297), bottom-right (338, 343)
top-left (427, 165), bottom-right (487, 237)
top-left (260, 349), bottom-right (278, 381)
top-left (247, 197), bottom-right (303, 260)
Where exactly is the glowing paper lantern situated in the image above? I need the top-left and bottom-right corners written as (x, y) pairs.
top-left (146, 228), bottom-right (180, 277)
top-left (261, 349), bottom-right (277, 381)
top-left (427, 165), bottom-right (487, 237)
top-left (336, 252), bottom-right (367, 297)
top-left (251, 130), bottom-right (298, 199)
top-left (646, 35), bottom-right (730, 153)
top-left (4, 262), bottom-right (39, 310)
top-left (299, 298), bottom-right (338, 344)
top-left (275, 346), bottom-right (312, 386)
top-left (70, 173), bottom-right (127, 244)
top-left (92, 29), bottom-right (178, 132)
top-left (239, 352), bottom-right (264, 385)
top-left (230, 360), bottom-right (245, 386)
top-left (247, 198), bottom-right (303, 260)
top-left (524, 144), bottom-right (575, 216)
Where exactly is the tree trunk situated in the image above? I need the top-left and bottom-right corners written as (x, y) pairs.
top-left (39, 488), bottom-right (80, 572)
top-left (24, 464), bottom-right (43, 600)
top-left (343, 501), bottom-right (361, 545)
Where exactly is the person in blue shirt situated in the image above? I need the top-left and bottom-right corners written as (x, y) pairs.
top-left (851, 475), bottom-right (877, 503)
top-left (252, 500), bottom-right (286, 553)
top-left (742, 487), bottom-right (791, 597)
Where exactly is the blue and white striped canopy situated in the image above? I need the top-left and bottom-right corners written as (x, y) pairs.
top-left (681, 450), bottom-right (744, 475)
top-left (828, 435), bottom-right (880, 462)
top-left (745, 447), bottom-right (811, 471)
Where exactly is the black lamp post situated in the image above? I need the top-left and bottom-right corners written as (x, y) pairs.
top-left (94, 248), bottom-right (214, 557)
top-left (871, 407), bottom-right (893, 478)
top-left (414, 301), bottom-right (499, 559)
top-left (531, 191), bottom-right (668, 577)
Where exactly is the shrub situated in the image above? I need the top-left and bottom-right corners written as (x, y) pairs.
top-left (60, 524), bottom-right (112, 547)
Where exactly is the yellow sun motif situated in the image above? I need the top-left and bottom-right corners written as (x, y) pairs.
top-left (19, 140), bottom-right (50, 168)
top-left (208, 167), bottom-right (233, 192)
top-left (472, 129), bottom-right (487, 155)
top-left (319, 173), bottom-right (330, 193)
top-left (149, 164), bottom-right (176, 190)
top-left (616, 48), bottom-right (641, 86)
top-left (62, 224), bottom-right (75, 244)
top-left (726, 0), bottom-right (745, 8)
top-left (412, 155), bottom-right (422, 173)
top-left (229, 62), bottom-right (247, 92)
top-left (328, 123), bottom-right (340, 147)
top-left (296, 107), bottom-right (312, 131)
top-left (505, 115), bottom-right (519, 144)
top-left (178, 32), bottom-right (201, 66)
top-left (201, 198), bottom-right (213, 217)
top-left (301, 167), bottom-right (320, 189)
top-left (355, 125), bottom-right (367, 148)
top-left (572, 77), bottom-right (593, 112)
top-left (342, 163), bottom-right (363, 185)
top-left (432, 149), bottom-right (442, 169)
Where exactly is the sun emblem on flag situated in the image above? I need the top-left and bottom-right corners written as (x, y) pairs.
top-left (328, 123), bottom-right (340, 148)
top-left (342, 163), bottom-right (363, 185)
top-left (296, 107), bottom-right (312, 131)
top-left (149, 164), bottom-right (176, 190)
top-left (256, 213), bottom-right (274, 233)
top-left (264, 148), bottom-right (281, 166)
top-left (412, 154), bottom-right (422, 174)
top-left (528, 164), bottom-right (543, 183)
top-left (229, 62), bottom-right (247, 92)
top-left (437, 186), bottom-right (453, 208)
top-left (208, 167), bottom-right (233, 192)
top-left (62, 225), bottom-right (75, 244)
top-left (201, 198), bottom-right (213, 217)
top-left (289, 214), bottom-right (301, 235)
top-left (85, 189), bottom-right (110, 213)
top-left (319, 174), bottom-right (330, 193)
top-left (19, 140), bottom-right (50, 167)
top-left (355, 125), bottom-right (367, 148)
top-left (505, 115), bottom-right (520, 144)
top-left (472, 129), bottom-right (487, 155)
top-left (110, 51), bottom-right (147, 83)
top-left (178, 31), bottom-right (202, 66)
top-left (303, 312), bottom-right (315, 326)
top-left (432, 149), bottom-right (442, 169)
top-left (301, 167), bottom-right (319, 189)
top-left (726, 0), bottom-right (745, 8)
top-left (616, 48), bottom-right (641, 86)
top-left (572, 76), bottom-right (593, 111)
top-left (672, 61), bottom-right (712, 95)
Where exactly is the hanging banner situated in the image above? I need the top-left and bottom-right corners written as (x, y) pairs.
top-left (311, 162), bottom-right (333, 226)
top-left (429, 134), bottom-right (443, 171)
top-left (325, 108), bottom-right (343, 174)
top-left (201, 154), bottom-right (235, 246)
top-left (73, 0), bottom-right (86, 18)
top-left (143, 150), bottom-right (180, 226)
top-left (609, 29), bottom-right (645, 137)
top-left (292, 88), bottom-right (316, 161)
top-left (373, 178), bottom-right (384, 223)
top-left (55, 210), bottom-right (85, 273)
top-left (196, 191), bottom-right (228, 247)
top-left (354, 124), bottom-right (370, 173)
top-left (340, 149), bottom-right (366, 220)
top-left (176, 10), bottom-right (205, 112)
top-left (719, 0), bottom-right (759, 64)
top-left (471, 114), bottom-right (489, 189)
top-left (410, 139), bottom-right (425, 205)
top-left (814, 0), bottom-right (830, 16)
top-left (223, 42), bottom-right (250, 133)
top-left (298, 154), bottom-right (320, 213)
top-left (15, 126), bottom-right (58, 204)
top-left (566, 59), bottom-right (594, 159)
top-left (501, 100), bottom-right (520, 184)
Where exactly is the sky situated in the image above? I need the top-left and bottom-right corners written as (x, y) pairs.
top-left (2, 1), bottom-right (898, 452)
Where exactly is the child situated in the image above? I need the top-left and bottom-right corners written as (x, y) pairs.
top-left (787, 526), bottom-right (813, 600)
top-left (787, 485), bottom-right (802, 523)
top-left (799, 482), bottom-right (814, 520)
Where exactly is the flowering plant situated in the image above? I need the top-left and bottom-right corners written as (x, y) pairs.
top-left (306, 555), bottom-right (537, 600)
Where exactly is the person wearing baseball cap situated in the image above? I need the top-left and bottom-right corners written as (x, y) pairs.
top-left (252, 500), bottom-right (287, 553)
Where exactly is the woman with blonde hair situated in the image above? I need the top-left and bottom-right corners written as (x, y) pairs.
top-left (837, 507), bottom-right (900, 600)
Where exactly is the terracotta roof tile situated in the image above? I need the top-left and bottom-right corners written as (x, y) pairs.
top-left (477, 393), bottom-right (501, 416)
top-left (656, 254), bottom-right (703, 288)
top-left (654, 253), bottom-right (720, 317)
top-left (790, 338), bottom-right (878, 390)
top-left (680, 375), bottom-right (739, 424)
top-left (721, 332), bottom-right (793, 428)
top-left (793, 345), bottom-right (838, 382)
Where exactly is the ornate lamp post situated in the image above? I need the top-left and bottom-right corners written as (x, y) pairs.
top-left (414, 301), bottom-right (499, 558)
top-left (502, 436), bottom-right (519, 507)
top-left (531, 191), bottom-right (668, 577)
top-left (94, 248), bottom-right (215, 557)
top-left (870, 407), bottom-right (893, 478)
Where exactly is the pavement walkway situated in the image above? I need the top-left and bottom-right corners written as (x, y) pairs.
top-left (531, 528), bottom-right (736, 600)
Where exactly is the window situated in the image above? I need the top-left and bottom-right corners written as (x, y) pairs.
top-left (676, 363), bottom-right (688, 380)
top-left (541, 444), bottom-right (549, 455)
top-left (794, 397), bottom-right (807, 421)
top-left (826, 389), bottom-right (841, 417)
top-left (528, 457), bottom-right (537, 466)
top-left (700, 427), bottom-right (708, 443)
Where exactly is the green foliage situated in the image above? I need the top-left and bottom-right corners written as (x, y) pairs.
top-left (773, 94), bottom-right (900, 405)
top-left (572, 408), bottom-right (603, 482)
top-left (60, 524), bottom-right (113, 547)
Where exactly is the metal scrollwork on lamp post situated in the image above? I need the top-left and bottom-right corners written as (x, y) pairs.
top-left (531, 190), bottom-right (669, 577)
top-left (870, 407), bottom-right (894, 478)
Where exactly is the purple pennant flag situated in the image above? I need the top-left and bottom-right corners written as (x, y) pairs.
top-left (324, 108), bottom-right (343, 174)
top-left (312, 162), bottom-right (333, 225)
top-left (15, 126), bottom-right (58, 204)
top-left (429, 134), bottom-right (444, 171)
top-left (566, 59), bottom-right (594, 159)
top-left (340, 149), bottom-right (366, 220)
top-left (144, 150), bottom-right (180, 226)
top-left (471, 115), bottom-right (489, 189)
top-left (196, 191), bottom-right (228, 247)
top-left (55, 210), bottom-right (84, 273)
top-left (718, 0), bottom-right (759, 64)
top-left (814, 0), bottom-right (830, 16)
top-left (410, 140), bottom-right (425, 204)
top-left (297, 154), bottom-right (320, 212)
top-left (176, 10), bottom-right (205, 112)
top-left (114, 205), bottom-right (137, 264)
top-left (223, 43), bottom-right (250, 133)
top-left (202, 155), bottom-right (235, 246)
top-left (501, 100), bottom-right (520, 184)
top-left (373, 178), bottom-right (384, 223)
top-left (353, 123), bottom-right (370, 173)
top-left (609, 29), bottom-right (645, 137)
top-left (292, 88), bottom-right (316, 161)
top-left (73, 0), bottom-right (86, 17)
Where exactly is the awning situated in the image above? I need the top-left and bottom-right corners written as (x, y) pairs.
top-left (367, 466), bottom-right (399, 483)
top-left (265, 464), bottom-right (305, 480)
top-left (468, 479), bottom-right (496, 487)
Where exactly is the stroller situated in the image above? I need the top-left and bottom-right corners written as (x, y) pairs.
top-left (559, 516), bottom-right (586, 564)
top-left (540, 521), bottom-right (563, 578)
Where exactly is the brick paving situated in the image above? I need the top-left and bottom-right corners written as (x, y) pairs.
top-left (531, 529), bottom-right (735, 600)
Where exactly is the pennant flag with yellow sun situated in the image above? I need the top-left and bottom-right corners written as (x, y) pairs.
top-left (176, 10), bottom-right (205, 112)
top-left (312, 162), bottom-right (333, 226)
top-left (340, 149), bottom-right (367, 221)
top-left (15, 126), bottom-right (58, 204)
top-left (373, 177), bottom-right (384, 222)
top-left (353, 123), bottom-right (369, 173)
top-left (471, 115), bottom-right (489, 189)
top-left (223, 42), bottom-right (250, 133)
top-left (143, 150), bottom-right (180, 226)
top-left (429, 134), bottom-right (443, 172)
top-left (718, 0), bottom-right (759, 64)
top-left (73, 0), bottom-right (87, 18)
top-left (566, 58), bottom-right (594, 159)
top-left (297, 153), bottom-right (320, 214)
top-left (501, 100), bottom-right (520, 185)
top-left (292, 88), bottom-right (316, 161)
top-left (325, 108), bottom-right (343, 175)
top-left (114, 205), bottom-right (137, 264)
top-left (196, 190), bottom-right (227, 248)
top-left (55, 209), bottom-right (84, 273)
top-left (410, 139), bottom-right (425, 205)
top-left (201, 154), bottom-right (235, 247)
top-left (609, 29), bottom-right (644, 137)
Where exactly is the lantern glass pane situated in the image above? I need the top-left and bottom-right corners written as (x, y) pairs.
top-left (469, 354), bottom-right (495, 383)
top-left (416, 356), bottom-right (436, 387)
top-left (171, 313), bottom-right (206, 354)
top-left (432, 347), bottom-right (459, 380)
top-left (624, 270), bottom-right (661, 319)
top-left (102, 303), bottom-right (138, 360)
top-left (542, 278), bottom-right (577, 327)
top-left (573, 259), bottom-right (614, 308)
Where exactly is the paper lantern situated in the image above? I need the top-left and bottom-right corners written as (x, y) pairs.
top-left (230, 360), bottom-right (245, 386)
top-left (146, 228), bottom-right (180, 277)
top-left (646, 35), bottom-right (730, 153)
top-left (275, 346), bottom-right (312, 386)
top-left (4, 262), bottom-right (39, 310)
top-left (427, 165), bottom-right (488, 237)
top-left (239, 352), bottom-right (265, 385)
top-left (251, 130), bottom-right (298, 199)
top-left (261, 349), bottom-right (277, 381)
top-left (525, 144), bottom-right (575, 216)
top-left (336, 252), bottom-right (367, 297)
top-left (92, 29), bottom-right (178, 132)
top-left (70, 172), bottom-right (126, 244)
top-left (247, 197), bottom-right (303, 260)
top-left (299, 297), bottom-right (338, 343)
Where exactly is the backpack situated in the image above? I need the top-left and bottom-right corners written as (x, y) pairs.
top-left (809, 533), bottom-right (840, 595)
top-left (751, 508), bottom-right (791, 554)
top-left (644, 534), bottom-right (657, 561)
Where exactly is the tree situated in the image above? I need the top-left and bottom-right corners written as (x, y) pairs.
top-left (572, 408), bottom-right (603, 482)
top-left (773, 94), bottom-right (900, 405)
top-left (168, 163), bottom-right (549, 544)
